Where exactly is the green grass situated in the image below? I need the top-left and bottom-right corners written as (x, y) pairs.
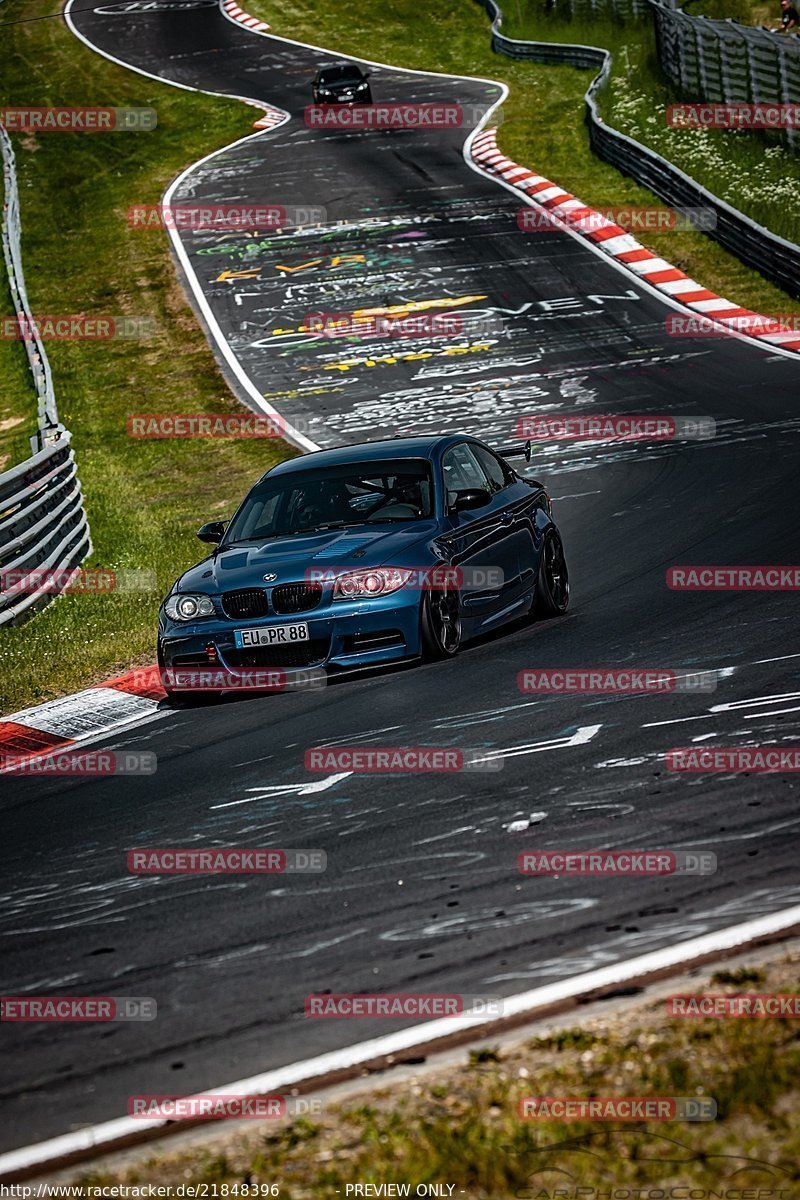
top-left (0, 242), bottom-right (41, 471)
top-left (73, 953), bottom-right (800, 1197)
top-left (685, 0), bottom-right (777, 27)
top-left (255, 0), bottom-right (800, 313)
top-left (497, 1), bottom-right (800, 247)
top-left (0, 0), bottom-right (298, 712)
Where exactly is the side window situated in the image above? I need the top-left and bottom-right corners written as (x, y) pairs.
top-left (442, 443), bottom-right (490, 494)
top-left (472, 444), bottom-right (513, 493)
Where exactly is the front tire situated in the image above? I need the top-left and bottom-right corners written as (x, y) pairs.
top-left (421, 579), bottom-right (462, 659)
top-left (534, 529), bottom-right (570, 618)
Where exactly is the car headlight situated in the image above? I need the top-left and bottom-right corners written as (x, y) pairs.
top-left (333, 567), bottom-right (413, 600)
top-left (318, 88), bottom-right (333, 97)
top-left (165, 593), bottom-right (215, 622)
top-left (355, 81), bottom-right (368, 90)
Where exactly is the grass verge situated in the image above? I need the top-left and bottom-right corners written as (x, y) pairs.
top-left (71, 951), bottom-right (800, 1196)
top-left (257, 0), bottom-right (800, 310)
top-left (685, 0), bottom-right (780, 28)
top-left (0, 0), bottom-right (297, 713)
top-left (499, 2), bottom-right (800, 246)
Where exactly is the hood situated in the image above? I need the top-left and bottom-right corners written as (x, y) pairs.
top-left (176, 523), bottom-right (437, 594)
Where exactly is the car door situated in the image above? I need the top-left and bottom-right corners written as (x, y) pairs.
top-left (471, 442), bottom-right (539, 601)
top-left (438, 442), bottom-right (517, 622)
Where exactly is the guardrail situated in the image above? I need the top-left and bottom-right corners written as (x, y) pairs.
top-left (651, 0), bottom-right (800, 149)
top-left (0, 433), bottom-right (91, 625)
top-left (1, 127), bottom-right (59, 439)
top-left (476, 0), bottom-right (800, 298)
top-left (1, 127), bottom-right (91, 626)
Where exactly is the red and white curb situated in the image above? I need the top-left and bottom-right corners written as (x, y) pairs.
top-left (0, 668), bottom-right (164, 769)
top-left (220, 0), bottom-right (269, 32)
top-left (471, 127), bottom-right (800, 354)
top-left (252, 104), bottom-right (288, 131)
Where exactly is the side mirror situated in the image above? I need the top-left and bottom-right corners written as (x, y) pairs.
top-left (363, 71), bottom-right (371, 78)
top-left (197, 520), bottom-right (226, 544)
top-left (449, 488), bottom-right (490, 514)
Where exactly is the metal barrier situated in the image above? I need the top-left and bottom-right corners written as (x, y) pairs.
top-left (1, 128), bottom-right (60, 439)
top-left (0, 434), bottom-right (91, 625)
top-left (651, 0), bottom-right (800, 149)
top-left (0, 127), bottom-right (91, 626)
top-left (477, 0), bottom-right (800, 297)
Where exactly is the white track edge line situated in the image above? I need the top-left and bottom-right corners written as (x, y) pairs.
top-left (0, 706), bottom-right (169, 775)
top-left (2, 903), bottom-right (798, 1178)
top-left (218, 5), bottom-right (800, 366)
top-left (62, 0), bottom-right (313, 453)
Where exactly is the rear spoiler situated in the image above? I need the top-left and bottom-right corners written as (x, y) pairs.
top-left (496, 439), bottom-right (532, 464)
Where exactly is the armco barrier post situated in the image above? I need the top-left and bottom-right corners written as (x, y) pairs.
top-left (0, 129), bottom-right (91, 624)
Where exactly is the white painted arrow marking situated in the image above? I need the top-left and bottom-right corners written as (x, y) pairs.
top-left (644, 691), bottom-right (800, 728)
top-left (210, 772), bottom-right (352, 809)
top-left (482, 724), bottom-right (602, 762)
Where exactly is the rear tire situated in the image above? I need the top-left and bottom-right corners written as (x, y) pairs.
top-left (421, 578), bottom-right (462, 659)
top-left (533, 529), bottom-right (570, 618)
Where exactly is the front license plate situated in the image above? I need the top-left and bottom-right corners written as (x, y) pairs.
top-left (234, 623), bottom-right (310, 648)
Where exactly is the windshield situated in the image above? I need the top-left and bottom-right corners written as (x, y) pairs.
top-left (319, 66), bottom-right (363, 84)
top-left (224, 460), bottom-right (434, 543)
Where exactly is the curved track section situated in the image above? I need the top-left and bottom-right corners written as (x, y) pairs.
top-left (1, 0), bottom-right (799, 1157)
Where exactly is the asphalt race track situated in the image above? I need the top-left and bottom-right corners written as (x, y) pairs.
top-left (1, 0), bottom-right (800, 1156)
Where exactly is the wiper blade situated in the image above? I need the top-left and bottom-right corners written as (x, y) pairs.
top-left (300, 522), bottom-right (353, 532)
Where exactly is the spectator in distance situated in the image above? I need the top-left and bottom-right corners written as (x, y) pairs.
top-left (779, 0), bottom-right (799, 31)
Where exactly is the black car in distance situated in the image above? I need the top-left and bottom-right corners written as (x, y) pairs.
top-left (311, 61), bottom-right (372, 104)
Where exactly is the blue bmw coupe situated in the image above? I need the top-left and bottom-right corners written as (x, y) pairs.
top-left (157, 434), bottom-right (569, 700)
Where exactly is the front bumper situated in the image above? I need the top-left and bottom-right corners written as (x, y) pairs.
top-left (158, 589), bottom-right (422, 679)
